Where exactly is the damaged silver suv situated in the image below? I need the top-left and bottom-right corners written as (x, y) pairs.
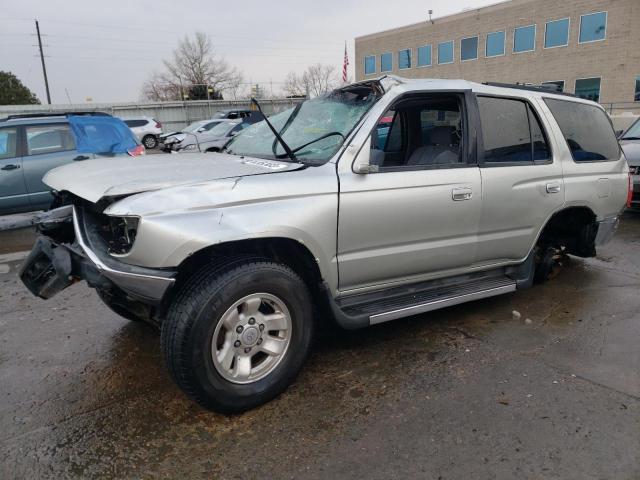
top-left (19, 77), bottom-right (629, 413)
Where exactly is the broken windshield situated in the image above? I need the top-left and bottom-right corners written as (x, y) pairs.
top-left (225, 87), bottom-right (379, 164)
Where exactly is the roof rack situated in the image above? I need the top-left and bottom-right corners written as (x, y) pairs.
top-left (1, 111), bottom-right (111, 121)
top-left (482, 82), bottom-right (577, 98)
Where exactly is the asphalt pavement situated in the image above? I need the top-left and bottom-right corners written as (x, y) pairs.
top-left (1, 214), bottom-right (639, 479)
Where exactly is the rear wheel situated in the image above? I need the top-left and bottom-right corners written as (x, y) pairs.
top-left (142, 135), bottom-right (158, 149)
top-left (161, 258), bottom-right (314, 413)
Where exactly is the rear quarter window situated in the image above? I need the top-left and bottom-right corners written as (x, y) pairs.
top-left (544, 98), bottom-right (620, 162)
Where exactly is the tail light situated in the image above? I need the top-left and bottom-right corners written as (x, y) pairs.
top-left (627, 173), bottom-right (633, 208)
top-left (154, 120), bottom-right (162, 129)
top-left (127, 145), bottom-right (146, 157)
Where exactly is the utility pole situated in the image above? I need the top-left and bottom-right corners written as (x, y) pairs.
top-left (35, 20), bottom-right (51, 104)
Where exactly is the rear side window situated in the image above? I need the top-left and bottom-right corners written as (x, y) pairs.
top-left (477, 96), bottom-right (550, 164)
top-left (124, 119), bottom-right (147, 127)
top-left (26, 124), bottom-right (76, 155)
top-left (544, 98), bottom-right (620, 161)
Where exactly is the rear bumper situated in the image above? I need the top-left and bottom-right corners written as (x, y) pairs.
top-left (19, 206), bottom-right (175, 303)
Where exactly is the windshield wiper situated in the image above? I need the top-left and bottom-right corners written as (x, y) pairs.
top-left (250, 98), bottom-right (298, 163)
top-left (623, 136), bottom-right (640, 140)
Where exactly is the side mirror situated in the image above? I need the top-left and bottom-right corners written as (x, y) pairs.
top-left (196, 128), bottom-right (205, 133)
top-left (352, 140), bottom-right (380, 174)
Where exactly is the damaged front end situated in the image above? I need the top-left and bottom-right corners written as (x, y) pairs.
top-left (19, 202), bottom-right (176, 306)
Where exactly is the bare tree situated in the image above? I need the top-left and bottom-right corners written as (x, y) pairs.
top-left (283, 71), bottom-right (306, 97)
top-left (141, 32), bottom-right (243, 101)
top-left (282, 64), bottom-right (339, 98)
top-left (302, 64), bottom-right (338, 97)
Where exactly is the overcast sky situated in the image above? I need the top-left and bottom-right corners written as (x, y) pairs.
top-left (1, 0), bottom-right (496, 103)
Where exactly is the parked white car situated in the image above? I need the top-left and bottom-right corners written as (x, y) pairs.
top-left (121, 117), bottom-right (163, 149)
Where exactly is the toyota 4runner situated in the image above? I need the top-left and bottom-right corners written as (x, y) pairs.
top-left (19, 77), bottom-right (630, 413)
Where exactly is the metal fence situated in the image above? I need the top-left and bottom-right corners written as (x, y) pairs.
top-left (0, 98), bottom-right (305, 131)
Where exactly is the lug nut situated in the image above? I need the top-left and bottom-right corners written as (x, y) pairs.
top-left (244, 347), bottom-right (252, 353)
top-left (248, 317), bottom-right (256, 325)
top-left (259, 324), bottom-right (264, 331)
top-left (234, 340), bottom-right (241, 348)
top-left (257, 338), bottom-right (263, 345)
top-left (236, 325), bottom-right (243, 333)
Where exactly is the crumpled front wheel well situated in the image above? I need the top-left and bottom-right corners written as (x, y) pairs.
top-left (158, 238), bottom-right (324, 319)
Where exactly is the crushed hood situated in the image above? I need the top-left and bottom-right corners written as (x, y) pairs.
top-left (44, 153), bottom-right (302, 203)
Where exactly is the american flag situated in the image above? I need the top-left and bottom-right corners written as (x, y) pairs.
top-left (342, 42), bottom-right (349, 83)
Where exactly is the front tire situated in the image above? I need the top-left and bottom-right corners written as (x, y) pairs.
top-left (161, 258), bottom-right (314, 413)
top-left (142, 134), bottom-right (158, 149)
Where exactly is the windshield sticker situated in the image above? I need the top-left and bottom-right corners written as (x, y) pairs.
top-left (242, 159), bottom-right (288, 170)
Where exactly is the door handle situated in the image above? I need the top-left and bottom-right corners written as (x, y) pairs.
top-left (452, 187), bottom-right (473, 201)
top-left (73, 155), bottom-right (90, 161)
top-left (546, 182), bottom-right (561, 194)
top-left (1, 164), bottom-right (20, 171)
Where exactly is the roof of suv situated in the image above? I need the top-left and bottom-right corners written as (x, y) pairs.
top-left (382, 76), bottom-right (599, 107)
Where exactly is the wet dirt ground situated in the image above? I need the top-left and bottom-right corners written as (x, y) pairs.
top-left (1, 215), bottom-right (639, 479)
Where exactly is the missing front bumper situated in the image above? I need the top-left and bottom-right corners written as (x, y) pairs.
top-left (19, 206), bottom-right (176, 304)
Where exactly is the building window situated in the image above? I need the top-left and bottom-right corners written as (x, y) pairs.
top-left (545, 18), bottom-right (570, 48)
top-left (542, 80), bottom-right (565, 92)
top-left (575, 77), bottom-right (601, 102)
top-left (635, 75), bottom-right (640, 102)
top-left (579, 12), bottom-right (607, 43)
top-left (513, 25), bottom-right (536, 53)
top-left (485, 31), bottom-right (505, 57)
top-left (380, 52), bottom-right (392, 72)
top-left (438, 41), bottom-right (454, 64)
top-left (398, 49), bottom-right (412, 69)
top-left (364, 55), bottom-right (376, 75)
top-left (417, 45), bottom-right (432, 67)
top-left (460, 36), bottom-right (478, 61)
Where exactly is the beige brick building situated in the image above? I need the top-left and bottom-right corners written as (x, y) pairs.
top-left (355, 0), bottom-right (640, 105)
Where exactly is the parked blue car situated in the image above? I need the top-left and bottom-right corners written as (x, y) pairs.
top-left (0, 113), bottom-right (142, 215)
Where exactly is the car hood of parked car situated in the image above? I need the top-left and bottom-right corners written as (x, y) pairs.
top-left (43, 153), bottom-right (304, 203)
top-left (621, 140), bottom-right (640, 166)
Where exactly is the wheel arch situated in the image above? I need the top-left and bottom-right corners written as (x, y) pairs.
top-left (533, 205), bottom-right (598, 257)
top-left (162, 237), bottom-right (328, 312)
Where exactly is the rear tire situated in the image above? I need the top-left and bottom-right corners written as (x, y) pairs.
top-left (161, 258), bottom-right (314, 413)
top-left (142, 135), bottom-right (158, 149)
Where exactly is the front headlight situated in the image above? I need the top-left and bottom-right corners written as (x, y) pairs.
top-left (102, 216), bottom-right (140, 255)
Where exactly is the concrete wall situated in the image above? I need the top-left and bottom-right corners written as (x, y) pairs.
top-left (0, 98), bottom-right (304, 131)
top-left (355, 0), bottom-right (640, 104)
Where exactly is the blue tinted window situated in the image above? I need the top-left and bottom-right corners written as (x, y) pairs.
top-left (514, 25), bottom-right (536, 52)
top-left (635, 75), bottom-right (640, 102)
top-left (485, 31), bottom-right (505, 57)
top-left (380, 52), bottom-right (392, 72)
top-left (460, 36), bottom-right (478, 61)
top-left (417, 45), bottom-right (432, 67)
top-left (580, 12), bottom-right (607, 43)
top-left (545, 18), bottom-right (570, 48)
top-left (364, 56), bottom-right (376, 75)
top-left (438, 41), bottom-right (454, 64)
top-left (575, 78), bottom-right (601, 102)
top-left (398, 49), bottom-right (411, 69)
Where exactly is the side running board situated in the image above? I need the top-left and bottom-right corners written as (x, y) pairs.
top-left (334, 274), bottom-right (516, 327)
